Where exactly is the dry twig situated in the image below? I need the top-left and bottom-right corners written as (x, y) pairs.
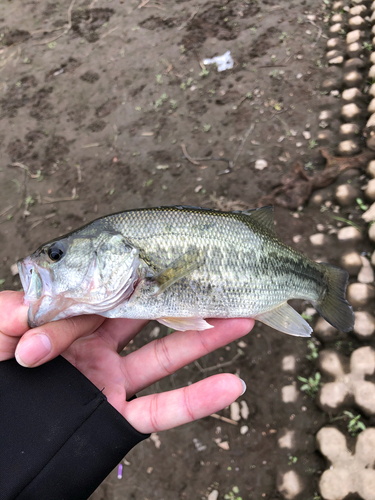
top-left (210, 414), bottom-right (238, 426)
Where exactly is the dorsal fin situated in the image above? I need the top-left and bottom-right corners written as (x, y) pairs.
top-left (242, 205), bottom-right (276, 234)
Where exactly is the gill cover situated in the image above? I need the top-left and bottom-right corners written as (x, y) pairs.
top-left (18, 230), bottom-right (140, 328)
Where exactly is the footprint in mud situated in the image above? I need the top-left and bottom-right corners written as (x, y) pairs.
top-left (95, 98), bottom-right (119, 118)
top-left (71, 8), bottom-right (115, 43)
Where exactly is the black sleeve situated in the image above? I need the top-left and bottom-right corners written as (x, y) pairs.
top-left (0, 356), bottom-right (149, 500)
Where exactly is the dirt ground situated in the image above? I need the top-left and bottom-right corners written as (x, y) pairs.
top-left (1, 0), bottom-right (373, 499)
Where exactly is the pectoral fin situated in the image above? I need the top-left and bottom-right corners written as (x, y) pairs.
top-left (152, 249), bottom-right (205, 295)
top-left (157, 317), bottom-right (213, 331)
top-left (255, 302), bottom-right (312, 337)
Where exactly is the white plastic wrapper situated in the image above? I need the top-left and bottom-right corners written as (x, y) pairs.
top-left (203, 50), bottom-right (234, 72)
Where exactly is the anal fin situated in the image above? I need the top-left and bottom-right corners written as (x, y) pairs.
top-left (255, 302), bottom-right (312, 337)
top-left (157, 317), bottom-right (213, 332)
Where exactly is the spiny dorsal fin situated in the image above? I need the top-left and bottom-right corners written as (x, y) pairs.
top-left (242, 206), bottom-right (276, 234)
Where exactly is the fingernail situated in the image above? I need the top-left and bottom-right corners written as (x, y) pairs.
top-left (240, 378), bottom-right (247, 396)
top-left (16, 334), bottom-right (52, 367)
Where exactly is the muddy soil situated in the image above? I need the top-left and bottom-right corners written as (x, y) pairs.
top-left (0, 1), bottom-right (372, 499)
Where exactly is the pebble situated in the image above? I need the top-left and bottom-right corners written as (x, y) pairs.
top-left (367, 160), bottom-right (375, 178)
top-left (340, 251), bottom-right (363, 275)
top-left (358, 256), bottom-right (374, 284)
top-left (340, 123), bottom-right (360, 137)
top-left (333, 1), bottom-right (343, 10)
top-left (349, 15), bottom-right (366, 28)
top-left (370, 83), bottom-right (375, 98)
top-left (350, 5), bottom-right (367, 15)
top-left (369, 98), bottom-right (375, 114)
top-left (341, 103), bottom-right (361, 120)
top-left (327, 37), bottom-right (341, 49)
top-left (240, 425), bottom-right (249, 435)
top-left (354, 311), bottom-right (375, 337)
top-left (338, 139), bottom-right (360, 155)
top-left (282, 354), bottom-right (296, 372)
top-left (278, 471), bottom-right (303, 500)
top-left (330, 23), bottom-right (342, 33)
top-left (309, 233), bottom-right (329, 246)
top-left (335, 183), bottom-right (360, 206)
top-left (278, 430), bottom-right (295, 449)
top-left (362, 202), bottom-right (375, 222)
top-left (369, 65), bottom-right (375, 80)
top-left (342, 87), bottom-right (362, 101)
top-left (365, 178), bottom-right (375, 201)
top-left (230, 402), bottom-right (241, 421)
top-left (346, 29), bottom-right (362, 44)
top-left (327, 49), bottom-right (342, 60)
top-left (281, 383), bottom-right (299, 403)
top-left (302, 130), bottom-right (311, 140)
top-left (314, 317), bottom-right (339, 339)
top-left (10, 263), bottom-right (18, 276)
top-left (337, 226), bottom-right (363, 242)
top-left (347, 42), bottom-right (363, 58)
top-left (208, 490), bottom-right (219, 500)
top-left (240, 401), bottom-right (250, 419)
top-left (344, 70), bottom-right (363, 87)
top-left (369, 223), bottom-right (375, 242)
top-left (329, 56), bottom-right (344, 65)
top-left (255, 159), bottom-right (268, 170)
top-left (331, 13), bottom-right (343, 22)
top-left (367, 113), bottom-right (375, 128)
top-left (347, 283), bottom-right (375, 307)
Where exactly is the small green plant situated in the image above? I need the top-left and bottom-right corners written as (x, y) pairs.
top-left (224, 485), bottom-right (242, 500)
top-left (202, 124), bottom-right (211, 132)
top-left (170, 99), bottom-right (177, 109)
top-left (279, 31), bottom-right (288, 41)
top-left (306, 339), bottom-right (319, 361)
top-left (48, 41), bottom-right (57, 49)
top-left (298, 372), bottom-right (321, 398)
top-left (288, 455), bottom-right (298, 465)
top-left (363, 42), bottom-right (372, 52)
top-left (155, 93), bottom-right (168, 109)
top-left (356, 198), bottom-right (368, 211)
top-left (344, 411), bottom-right (366, 436)
top-left (180, 77), bottom-right (193, 90)
top-left (308, 139), bottom-right (317, 149)
top-left (199, 68), bottom-right (209, 78)
top-left (156, 74), bottom-right (163, 84)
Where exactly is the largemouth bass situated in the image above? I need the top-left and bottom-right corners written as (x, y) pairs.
top-left (18, 205), bottom-right (354, 336)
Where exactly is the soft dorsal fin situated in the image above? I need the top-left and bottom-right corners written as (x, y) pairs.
top-left (242, 205), bottom-right (276, 234)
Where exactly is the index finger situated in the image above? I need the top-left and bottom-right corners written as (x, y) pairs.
top-left (0, 291), bottom-right (29, 336)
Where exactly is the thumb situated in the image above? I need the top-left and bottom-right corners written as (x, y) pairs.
top-left (15, 315), bottom-right (104, 367)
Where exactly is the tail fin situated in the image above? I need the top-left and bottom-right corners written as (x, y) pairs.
top-left (314, 263), bottom-right (354, 333)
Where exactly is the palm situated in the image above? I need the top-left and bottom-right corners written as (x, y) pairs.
top-left (64, 326), bottom-right (129, 415)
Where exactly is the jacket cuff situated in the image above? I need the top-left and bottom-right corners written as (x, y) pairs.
top-left (0, 356), bottom-right (149, 500)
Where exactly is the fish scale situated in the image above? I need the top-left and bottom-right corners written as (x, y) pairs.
top-left (18, 205), bottom-right (354, 335)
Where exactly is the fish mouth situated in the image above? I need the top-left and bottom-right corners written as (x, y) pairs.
top-left (18, 257), bottom-right (69, 328)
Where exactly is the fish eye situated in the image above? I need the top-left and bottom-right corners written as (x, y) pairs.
top-left (47, 245), bottom-right (64, 262)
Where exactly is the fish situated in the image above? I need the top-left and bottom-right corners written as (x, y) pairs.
top-left (18, 205), bottom-right (354, 336)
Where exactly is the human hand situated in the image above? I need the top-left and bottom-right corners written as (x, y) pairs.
top-left (0, 290), bottom-right (254, 434)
